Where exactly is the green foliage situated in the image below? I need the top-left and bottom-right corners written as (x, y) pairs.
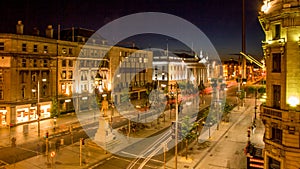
top-left (239, 90), bottom-right (246, 100)
top-left (50, 97), bottom-right (59, 118)
top-left (258, 86), bottom-right (266, 94)
top-left (181, 116), bottom-right (198, 141)
top-left (247, 86), bottom-right (256, 95)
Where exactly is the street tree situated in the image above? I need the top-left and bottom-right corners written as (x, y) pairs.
top-left (181, 116), bottom-right (198, 160)
top-left (50, 97), bottom-right (59, 118)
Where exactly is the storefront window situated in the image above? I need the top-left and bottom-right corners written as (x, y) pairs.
top-left (0, 110), bottom-right (7, 125)
top-left (16, 108), bottom-right (29, 123)
top-left (40, 105), bottom-right (50, 118)
top-left (29, 108), bottom-right (38, 121)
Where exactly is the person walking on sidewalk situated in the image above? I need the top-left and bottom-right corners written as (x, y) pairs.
top-left (55, 138), bottom-right (60, 152)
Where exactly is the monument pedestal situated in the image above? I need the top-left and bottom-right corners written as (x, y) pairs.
top-left (94, 116), bottom-right (116, 146)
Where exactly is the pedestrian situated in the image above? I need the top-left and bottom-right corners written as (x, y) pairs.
top-left (11, 137), bottom-right (16, 148)
top-left (55, 139), bottom-right (60, 152)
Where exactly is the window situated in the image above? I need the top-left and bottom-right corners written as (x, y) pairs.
top-left (22, 59), bottom-right (26, 67)
top-left (22, 43), bottom-right (27, 52)
top-left (43, 60), bottom-right (48, 67)
top-left (61, 71), bottom-right (66, 79)
top-left (268, 157), bottom-right (280, 169)
top-left (33, 44), bottom-right (38, 52)
top-left (62, 60), bottom-right (66, 67)
top-left (20, 72), bottom-right (25, 83)
top-left (68, 71), bottom-right (73, 79)
top-left (43, 46), bottom-right (48, 53)
top-left (0, 42), bottom-right (4, 51)
top-left (62, 48), bottom-right (67, 54)
top-left (272, 53), bottom-right (281, 72)
top-left (68, 60), bottom-right (73, 67)
top-left (0, 89), bottom-right (3, 100)
top-left (21, 87), bottom-right (25, 99)
top-left (32, 73), bottom-right (37, 82)
top-left (42, 84), bottom-right (47, 96)
top-left (69, 48), bottom-right (73, 55)
top-left (273, 85), bottom-right (281, 108)
top-left (271, 127), bottom-right (282, 144)
top-left (274, 24), bottom-right (281, 40)
top-left (33, 59), bottom-right (37, 67)
top-left (0, 69), bottom-right (3, 83)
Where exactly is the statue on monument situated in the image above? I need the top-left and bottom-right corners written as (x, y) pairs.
top-left (101, 97), bottom-right (109, 117)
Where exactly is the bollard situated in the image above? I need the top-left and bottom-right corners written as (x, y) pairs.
top-left (60, 138), bottom-right (64, 145)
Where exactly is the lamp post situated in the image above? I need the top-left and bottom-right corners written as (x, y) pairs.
top-left (33, 78), bottom-right (46, 137)
top-left (174, 83), bottom-right (179, 169)
top-left (95, 72), bottom-right (103, 116)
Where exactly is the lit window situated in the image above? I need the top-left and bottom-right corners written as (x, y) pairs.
top-left (62, 71), bottom-right (66, 79)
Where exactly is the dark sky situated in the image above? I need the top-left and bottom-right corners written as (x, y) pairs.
top-left (0, 0), bottom-right (264, 60)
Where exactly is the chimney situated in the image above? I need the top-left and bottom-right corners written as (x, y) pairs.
top-left (45, 25), bottom-right (53, 38)
top-left (16, 20), bottom-right (24, 34)
top-left (33, 27), bottom-right (40, 36)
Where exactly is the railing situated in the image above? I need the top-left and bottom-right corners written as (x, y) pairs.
top-left (263, 106), bottom-right (282, 119)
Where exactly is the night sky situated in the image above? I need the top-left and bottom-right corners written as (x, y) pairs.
top-left (0, 0), bottom-right (265, 60)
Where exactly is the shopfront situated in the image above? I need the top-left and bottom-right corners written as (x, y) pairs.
top-left (0, 107), bottom-right (7, 126)
top-left (16, 102), bottom-right (51, 124)
top-left (60, 99), bottom-right (75, 114)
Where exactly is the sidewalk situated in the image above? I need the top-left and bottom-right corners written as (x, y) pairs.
top-left (0, 110), bottom-right (101, 147)
top-left (162, 98), bottom-right (265, 169)
top-left (3, 108), bottom-right (179, 169)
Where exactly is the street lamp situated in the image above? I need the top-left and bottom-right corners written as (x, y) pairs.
top-left (95, 72), bottom-right (103, 117)
top-left (32, 78), bottom-right (46, 137)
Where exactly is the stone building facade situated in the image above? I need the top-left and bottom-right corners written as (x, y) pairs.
top-left (0, 21), bottom-right (153, 126)
top-left (259, 0), bottom-right (300, 168)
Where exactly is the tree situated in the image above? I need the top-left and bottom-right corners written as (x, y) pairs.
top-left (50, 97), bottom-right (59, 118)
top-left (181, 116), bottom-right (198, 159)
top-left (258, 86), bottom-right (266, 94)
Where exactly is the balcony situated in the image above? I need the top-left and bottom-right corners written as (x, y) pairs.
top-left (262, 106), bottom-right (300, 123)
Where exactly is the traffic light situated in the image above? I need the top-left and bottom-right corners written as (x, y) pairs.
top-left (171, 121), bottom-right (176, 139)
top-left (178, 105), bottom-right (183, 114)
top-left (80, 138), bottom-right (85, 145)
top-left (45, 131), bottom-right (49, 139)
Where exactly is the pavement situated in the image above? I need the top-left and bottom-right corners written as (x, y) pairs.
top-left (2, 108), bottom-right (179, 169)
top-left (1, 95), bottom-right (265, 169)
top-left (161, 97), bottom-right (265, 169)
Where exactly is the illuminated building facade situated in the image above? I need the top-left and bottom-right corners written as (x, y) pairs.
top-left (259, 0), bottom-right (300, 168)
top-left (0, 21), bottom-right (153, 126)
